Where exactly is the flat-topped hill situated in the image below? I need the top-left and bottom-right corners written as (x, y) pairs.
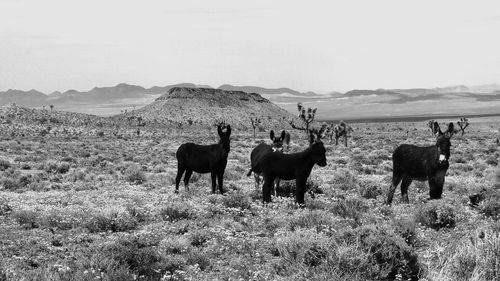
top-left (125, 87), bottom-right (295, 129)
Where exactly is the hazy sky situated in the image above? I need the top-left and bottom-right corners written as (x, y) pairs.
top-left (1, 0), bottom-right (499, 93)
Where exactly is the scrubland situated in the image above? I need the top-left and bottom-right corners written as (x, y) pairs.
top-left (0, 117), bottom-right (499, 281)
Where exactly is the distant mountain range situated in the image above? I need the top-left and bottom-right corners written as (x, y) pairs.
top-left (1, 82), bottom-right (500, 119)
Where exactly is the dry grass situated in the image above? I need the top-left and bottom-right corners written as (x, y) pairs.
top-left (0, 117), bottom-right (499, 280)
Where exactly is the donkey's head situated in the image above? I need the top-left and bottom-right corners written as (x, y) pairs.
top-left (309, 131), bottom-right (327, 167)
top-left (435, 122), bottom-right (454, 163)
top-left (217, 123), bottom-right (232, 152)
top-left (270, 130), bottom-right (286, 152)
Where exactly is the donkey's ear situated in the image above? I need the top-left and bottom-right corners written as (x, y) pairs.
top-left (309, 132), bottom-right (315, 145)
top-left (446, 122), bottom-right (454, 138)
top-left (217, 125), bottom-right (223, 137)
top-left (226, 125), bottom-right (231, 137)
top-left (433, 122), bottom-right (443, 136)
top-left (270, 130), bottom-right (275, 140)
top-left (280, 130), bottom-right (286, 141)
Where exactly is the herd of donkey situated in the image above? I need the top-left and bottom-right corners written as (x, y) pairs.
top-left (174, 116), bottom-right (461, 206)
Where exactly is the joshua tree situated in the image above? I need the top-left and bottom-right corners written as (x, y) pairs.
top-left (250, 116), bottom-right (261, 138)
top-left (427, 120), bottom-right (437, 136)
top-left (331, 120), bottom-right (351, 147)
top-left (289, 102), bottom-right (317, 137)
top-left (457, 117), bottom-right (470, 136)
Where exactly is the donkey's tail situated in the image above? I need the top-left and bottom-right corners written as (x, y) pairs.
top-left (246, 168), bottom-right (253, 177)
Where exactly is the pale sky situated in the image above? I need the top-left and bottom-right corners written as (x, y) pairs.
top-left (1, 0), bottom-right (499, 93)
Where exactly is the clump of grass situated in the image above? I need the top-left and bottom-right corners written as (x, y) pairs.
top-left (358, 178), bottom-right (383, 199)
top-left (0, 159), bottom-right (11, 171)
top-left (188, 229), bottom-right (211, 247)
top-left (414, 201), bottom-right (456, 230)
top-left (124, 164), bottom-right (147, 184)
top-left (221, 191), bottom-right (252, 210)
top-left (479, 197), bottom-right (500, 219)
top-left (83, 210), bottom-right (138, 233)
top-left (328, 168), bottom-right (359, 191)
top-left (159, 235), bottom-right (191, 254)
top-left (160, 202), bottom-right (195, 222)
top-left (0, 198), bottom-right (12, 216)
top-left (289, 210), bottom-right (334, 231)
top-left (330, 198), bottom-right (369, 224)
top-left (12, 209), bottom-right (39, 229)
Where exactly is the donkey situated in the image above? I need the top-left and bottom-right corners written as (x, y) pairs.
top-left (260, 131), bottom-right (327, 204)
top-left (386, 122), bottom-right (455, 204)
top-left (247, 130), bottom-right (286, 192)
top-left (175, 123), bottom-right (231, 194)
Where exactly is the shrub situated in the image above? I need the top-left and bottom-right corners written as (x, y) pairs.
top-left (12, 209), bottom-right (39, 229)
top-left (159, 235), bottom-right (191, 254)
top-left (56, 163), bottom-right (70, 174)
top-left (392, 217), bottom-right (417, 246)
top-left (414, 202), bottom-right (456, 229)
top-left (160, 203), bottom-right (194, 222)
top-left (336, 225), bottom-right (421, 280)
top-left (330, 198), bottom-right (369, 224)
top-left (124, 164), bottom-right (147, 184)
top-left (186, 249), bottom-right (211, 270)
top-left (479, 197), bottom-right (500, 219)
top-left (221, 192), bottom-right (251, 210)
top-left (83, 211), bottom-right (138, 233)
top-left (328, 169), bottom-right (359, 191)
top-left (0, 159), bottom-right (11, 171)
top-left (1, 178), bottom-right (21, 190)
top-left (358, 179), bottom-right (383, 199)
top-left (0, 198), bottom-right (12, 216)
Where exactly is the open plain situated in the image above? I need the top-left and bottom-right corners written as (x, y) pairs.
top-left (0, 107), bottom-right (499, 281)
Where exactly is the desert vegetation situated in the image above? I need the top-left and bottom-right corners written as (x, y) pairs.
top-left (0, 106), bottom-right (499, 280)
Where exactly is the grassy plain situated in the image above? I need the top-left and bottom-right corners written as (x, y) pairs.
top-left (0, 116), bottom-right (499, 280)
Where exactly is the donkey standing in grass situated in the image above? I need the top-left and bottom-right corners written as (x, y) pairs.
top-left (386, 122), bottom-right (455, 204)
top-left (247, 130), bottom-right (287, 192)
top-left (175, 123), bottom-right (231, 194)
top-left (260, 130), bottom-right (327, 204)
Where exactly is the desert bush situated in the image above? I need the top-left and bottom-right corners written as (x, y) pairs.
top-left (336, 225), bottom-right (421, 280)
top-left (328, 168), bottom-right (359, 191)
top-left (159, 235), bottom-right (191, 254)
top-left (221, 191), bottom-right (252, 210)
top-left (0, 198), bottom-right (12, 216)
top-left (188, 228), bottom-right (211, 247)
top-left (430, 230), bottom-right (500, 281)
top-left (99, 236), bottom-right (164, 279)
top-left (83, 210), bottom-right (138, 233)
top-left (414, 202), bottom-right (456, 229)
top-left (186, 249), bottom-right (211, 271)
top-left (0, 159), bottom-right (11, 171)
top-left (160, 203), bottom-right (194, 222)
top-left (289, 210), bottom-right (334, 231)
top-left (479, 197), bottom-right (500, 219)
top-left (12, 209), bottom-right (39, 229)
top-left (358, 178), bottom-right (383, 199)
top-left (123, 164), bottom-right (147, 184)
top-left (330, 198), bottom-right (369, 223)
top-left (1, 178), bottom-right (21, 190)
top-left (392, 217), bottom-right (417, 247)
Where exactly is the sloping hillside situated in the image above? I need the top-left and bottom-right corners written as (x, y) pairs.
top-left (122, 87), bottom-right (296, 129)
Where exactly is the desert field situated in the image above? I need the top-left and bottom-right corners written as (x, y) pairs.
top-left (0, 115), bottom-right (499, 281)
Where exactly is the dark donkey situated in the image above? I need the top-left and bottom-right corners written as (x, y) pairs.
top-left (386, 122), bottom-right (455, 204)
top-left (175, 123), bottom-right (231, 194)
top-left (247, 130), bottom-right (287, 191)
top-left (260, 130), bottom-right (327, 204)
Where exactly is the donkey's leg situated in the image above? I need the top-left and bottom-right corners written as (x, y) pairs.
top-left (183, 169), bottom-right (193, 191)
top-left (262, 174), bottom-right (275, 203)
top-left (428, 171), bottom-right (446, 199)
top-left (386, 171), bottom-right (404, 204)
top-left (175, 165), bottom-right (186, 193)
top-left (217, 171), bottom-right (224, 194)
top-left (295, 177), bottom-right (307, 204)
top-left (400, 176), bottom-right (413, 203)
top-left (211, 172), bottom-right (217, 194)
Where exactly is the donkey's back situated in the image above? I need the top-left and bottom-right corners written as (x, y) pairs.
top-left (393, 144), bottom-right (438, 179)
top-left (176, 143), bottom-right (225, 173)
